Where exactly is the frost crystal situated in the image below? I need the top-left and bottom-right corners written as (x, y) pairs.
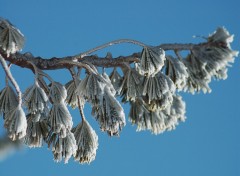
top-left (0, 18), bottom-right (24, 56)
top-left (0, 86), bottom-right (18, 115)
top-left (136, 46), bottom-right (165, 76)
top-left (23, 81), bottom-right (48, 114)
top-left (4, 105), bottom-right (27, 140)
top-left (48, 102), bottom-right (73, 138)
top-left (73, 120), bottom-right (98, 164)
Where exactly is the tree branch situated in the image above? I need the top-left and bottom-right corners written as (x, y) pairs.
top-left (0, 42), bottom-right (211, 73)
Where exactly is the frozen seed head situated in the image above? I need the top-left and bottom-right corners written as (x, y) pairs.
top-left (92, 86), bottom-right (125, 136)
top-left (129, 94), bottom-right (186, 135)
top-left (109, 68), bottom-right (123, 93)
top-left (65, 78), bottom-right (81, 109)
top-left (48, 102), bottom-right (73, 138)
top-left (76, 73), bottom-right (105, 105)
top-left (49, 82), bottom-right (67, 103)
top-left (136, 46), bottom-right (165, 76)
top-left (73, 120), bottom-right (98, 164)
top-left (165, 56), bottom-right (189, 90)
top-left (0, 18), bottom-right (25, 56)
top-left (208, 27), bottom-right (233, 47)
top-left (24, 113), bottom-right (49, 148)
top-left (129, 98), bottom-right (150, 125)
top-left (4, 105), bottom-right (27, 140)
top-left (142, 72), bottom-right (175, 110)
top-left (183, 56), bottom-right (212, 94)
top-left (23, 81), bottom-right (48, 114)
top-left (119, 69), bottom-right (143, 102)
top-left (0, 85), bottom-right (18, 115)
top-left (47, 131), bottom-right (77, 164)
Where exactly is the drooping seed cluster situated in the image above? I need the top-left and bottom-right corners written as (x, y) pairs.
top-left (0, 17), bottom-right (238, 165)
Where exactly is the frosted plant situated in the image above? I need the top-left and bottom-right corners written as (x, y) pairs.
top-left (109, 67), bottom-right (123, 92)
top-left (48, 102), bottom-right (73, 138)
top-left (129, 98), bottom-right (150, 126)
top-left (142, 72), bottom-right (176, 110)
top-left (191, 27), bottom-right (238, 80)
top-left (23, 81), bottom-right (48, 114)
top-left (72, 119), bottom-right (98, 164)
top-left (0, 17), bottom-right (238, 164)
top-left (0, 18), bottom-right (24, 56)
top-left (136, 46), bottom-right (165, 76)
top-left (92, 85), bottom-right (126, 136)
top-left (76, 73), bottom-right (105, 105)
top-left (24, 113), bottom-right (49, 148)
top-left (119, 68), bottom-right (143, 102)
top-left (165, 56), bottom-right (189, 90)
top-left (183, 55), bottom-right (212, 94)
top-left (4, 105), bottom-right (27, 140)
top-left (129, 95), bottom-right (186, 134)
top-left (49, 82), bottom-right (67, 103)
top-left (164, 94), bottom-right (186, 130)
top-left (65, 78), bottom-right (81, 109)
top-left (0, 85), bottom-right (18, 114)
top-left (47, 131), bottom-right (77, 163)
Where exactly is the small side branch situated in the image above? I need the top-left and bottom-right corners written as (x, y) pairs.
top-left (0, 54), bottom-right (22, 105)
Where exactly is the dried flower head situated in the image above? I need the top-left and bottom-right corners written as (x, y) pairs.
top-left (186, 27), bottom-right (238, 88)
top-left (65, 78), bottom-right (81, 109)
top-left (0, 85), bottom-right (18, 115)
top-left (165, 56), bottom-right (189, 90)
top-left (92, 86), bottom-right (125, 136)
top-left (164, 94), bottom-right (186, 131)
top-left (73, 120), bottom-right (98, 164)
top-left (76, 73), bottom-right (105, 105)
top-left (23, 81), bottom-right (48, 114)
top-left (129, 98), bottom-right (150, 125)
top-left (129, 94), bottom-right (186, 135)
top-left (48, 103), bottom-right (73, 138)
top-left (0, 18), bottom-right (24, 56)
top-left (4, 105), bottom-right (27, 140)
top-left (49, 82), bottom-right (67, 103)
top-left (136, 46), bottom-right (165, 76)
top-left (183, 55), bottom-right (211, 94)
top-left (24, 113), bottom-right (49, 148)
top-left (142, 72), bottom-right (175, 110)
top-left (119, 69), bottom-right (143, 102)
top-left (109, 68), bottom-right (123, 93)
top-left (47, 131), bottom-right (77, 164)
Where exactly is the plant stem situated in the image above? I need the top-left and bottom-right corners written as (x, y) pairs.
top-left (0, 54), bottom-right (22, 105)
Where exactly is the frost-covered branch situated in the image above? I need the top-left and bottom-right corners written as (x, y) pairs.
top-left (0, 17), bottom-right (238, 165)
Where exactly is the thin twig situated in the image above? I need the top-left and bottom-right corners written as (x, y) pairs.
top-left (77, 39), bottom-right (147, 58)
top-left (69, 67), bottom-right (86, 121)
top-left (0, 54), bottom-right (22, 105)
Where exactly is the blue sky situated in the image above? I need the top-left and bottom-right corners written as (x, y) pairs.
top-left (0, 0), bottom-right (240, 176)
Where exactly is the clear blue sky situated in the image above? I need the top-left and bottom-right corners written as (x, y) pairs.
top-left (0, 0), bottom-right (240, 176)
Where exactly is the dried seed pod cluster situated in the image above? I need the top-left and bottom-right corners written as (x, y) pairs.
top-left (0, 17), bottom-right (238, 165)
